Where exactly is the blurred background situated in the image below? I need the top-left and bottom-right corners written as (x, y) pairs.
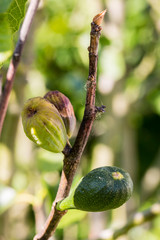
top-left (0, 0), bottom-right (160, 239)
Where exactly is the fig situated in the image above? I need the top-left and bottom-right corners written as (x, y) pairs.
top-left (56, 166), bottom-right (133, 212)
top-left (21, 97), bottom-right (67, 153)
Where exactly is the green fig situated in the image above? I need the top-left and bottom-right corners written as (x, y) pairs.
top-left (56, 166), bottom-right (133, 212)
top-left (44, 91), bottom-right (76, 138)
top-left (21, 97), bottom-right (67, 153)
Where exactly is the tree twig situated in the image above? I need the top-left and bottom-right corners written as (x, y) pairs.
top-left (0, 0), bottom-right (40, 136)
top-left (99, 202), bottom-right (160, 240)
top-left (33, 9), bottom-right (107, 240)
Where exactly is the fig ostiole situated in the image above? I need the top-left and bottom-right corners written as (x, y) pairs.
top-left (21, 97), bottom-right (67, 153)
top-left (56, 166), bottom-right (133, 212)
top-left (44, 91), bottom-right (76, 138)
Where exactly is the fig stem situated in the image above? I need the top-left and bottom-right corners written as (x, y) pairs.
top-left (56, 191), bottom-right (76, 211)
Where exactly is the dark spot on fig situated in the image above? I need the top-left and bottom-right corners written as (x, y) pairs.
top-left (43, 121), bottom-right (46, 126)
top-left (27, 108), bottom-right (37, 117)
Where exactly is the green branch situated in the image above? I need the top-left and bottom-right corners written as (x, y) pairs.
top-left (99, 202), bottom-right (160, 240)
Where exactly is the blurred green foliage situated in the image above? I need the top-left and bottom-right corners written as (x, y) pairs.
top-left (0, 0), bottom-right (160, 239)
top-left (0, 0), bottom-right (27, 66)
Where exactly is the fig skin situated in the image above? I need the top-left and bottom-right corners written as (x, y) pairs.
top-left (44, 91), bottom-right (76, 138)
top-left (56, 166), bottom-right (133, 212)
top-left (74, 166), bottom-right (133, 211)
top-left (21, 97), bottom-right (67, 153)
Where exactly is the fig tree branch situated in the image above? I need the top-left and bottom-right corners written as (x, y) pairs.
top-left (99, 202), bottom-right (160, 240)
top-left (33, 10), bottom-right (107, 240)
top-left (0, 0), bottom-right (40, 137)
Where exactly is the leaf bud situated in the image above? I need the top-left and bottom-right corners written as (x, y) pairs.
top-left (44, 91), bottom-right (76, 138)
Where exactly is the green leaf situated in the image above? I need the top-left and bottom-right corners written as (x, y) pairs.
top-left (7, 0), bottom-right (27, 33)
top-left (0, 0), bottom-right (13, 13)
top-left (0, 0), bottom-right (27, 67)
top-left (0, 184), bottom-right (16, 214)
top-left (0, 14), bottom-right (12, 51)
top-left (0, 14), bottom-right (13, 67)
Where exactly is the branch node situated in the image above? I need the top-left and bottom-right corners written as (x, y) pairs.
top-left (88, 75), bottom-right (95, 81)
top-left (89, 52), bottom-right (98, 58)
top-left (91, 23), bottom-right (102, 35)
top-left (13, 52), bottom-right (20, 62)
top-left (62, 141), bottom-right (72, 156)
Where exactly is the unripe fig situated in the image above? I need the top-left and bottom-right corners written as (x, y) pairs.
top-left (56, 166), bottom-right (133, 212)
top-left (21, 97), bottom-right (67, 153)
top-left (44, 91), bottom-right (76, 138)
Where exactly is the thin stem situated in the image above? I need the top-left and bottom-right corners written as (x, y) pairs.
top-left (99, 202), bottom-right (160, 240)
top-left (33, 10), bottom-right (106, 240)
top-left (0, 0), bottom-right (40, 137)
